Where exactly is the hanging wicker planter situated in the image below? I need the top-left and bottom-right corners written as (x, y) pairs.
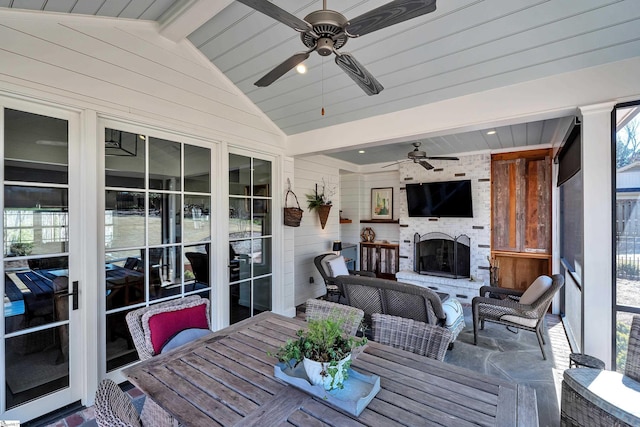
top-left (317, 204), bottom-right (332, 229)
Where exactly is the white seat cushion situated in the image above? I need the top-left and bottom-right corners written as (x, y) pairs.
top-left (519, 275), bottom-right (553, 305)
top-left (327, 255), bottom-right (349, 277)
top-left (500, 315), bottom-right (538, 328)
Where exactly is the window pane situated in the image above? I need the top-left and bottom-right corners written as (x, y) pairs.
top-left (185, 145), bottom-right (210, 193)
top-left (253, 276), bottom-right (271, 316)
top-left (229, 197), bottom-right (251, 237)
top-left (105, 250), bottom-right (144, 310)
top-left (253, 237), bottom-right (272, 277)
top-left (4, 256), bottom-right (68, 334)
top-left (253, 158), bottom-right (271, 196)
top-left (105, 129), bottom-right (145, 188)
top-left (184, 196), bottom-right (210, 243)
top-left (4, 186), bottom-right (68, 256)
top-left (148, 246), bottom-right (181, 301)
top-left (149, 193), bottom-right (181, 245)
top-left (229, 154), bottom-right (251, 195)
top-left (230, 281), bottom-right (251, 324)
top-left (253, 199), bottom-right (271, 236)
top-left (230, 240), bottom-right (251, 281)
top-left (149, 137), bottom-right (181, 191)
top-left (106, 309), bottom-right (138, 371)
top-left (615, 312), bottom-right (635, 373)
top-left (5, 325), bottom-right (69, 408)
top-left (105, 190), bottom-right (145, 249)
top-left (4, 108), bottom-right (68, 185)
top-left (184, 245), bottom-right (209, 291)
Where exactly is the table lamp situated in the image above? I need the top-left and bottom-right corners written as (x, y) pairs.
top-left (332, 240), bottom-right (342, 255)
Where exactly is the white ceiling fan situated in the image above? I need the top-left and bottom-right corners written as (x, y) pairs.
top-left (383, 142), bottom-right (459, 170)
top-left (235, 0), bottom-right (437, 95)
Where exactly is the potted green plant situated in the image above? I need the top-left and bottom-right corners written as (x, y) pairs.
top-left (306, 179), bottom-right (335, 229)
top-left (271, 317), bottom-right (367, 390)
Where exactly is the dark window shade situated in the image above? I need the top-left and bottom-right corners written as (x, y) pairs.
top-left (557, 124), bottom-right (581, 186)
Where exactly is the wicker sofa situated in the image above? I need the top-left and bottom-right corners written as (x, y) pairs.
top-left (561, 315), bottom-right (640, 426)
top-left (333, 274), bottom-right (465, 342)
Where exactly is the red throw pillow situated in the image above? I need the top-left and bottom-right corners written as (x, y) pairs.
top-left (147, 304), bottom-right (208, 354)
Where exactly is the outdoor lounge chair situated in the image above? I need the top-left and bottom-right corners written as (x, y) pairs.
top-left (472, 274), bottom-right (564, 360)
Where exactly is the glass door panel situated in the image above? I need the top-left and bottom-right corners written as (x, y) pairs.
top-left (103, 126), bottom-right (212, 372)
top-left (228, 153), bottom-right (272, 324)
top-left (2, 107), bottom-right (78, 417)
top-left (614, 102), bottom-right (640, 370)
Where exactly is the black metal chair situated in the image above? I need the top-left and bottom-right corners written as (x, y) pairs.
top-left (472, 274), bottom-right (564, 360)
top-left (185, 252), bottom-right (209, 285)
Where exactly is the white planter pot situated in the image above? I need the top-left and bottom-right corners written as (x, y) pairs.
top-left (303, 354), bottom-right (351, 390)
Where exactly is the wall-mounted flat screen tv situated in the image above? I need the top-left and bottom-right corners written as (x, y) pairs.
top-left (405, 180), bottom-right (473, 218)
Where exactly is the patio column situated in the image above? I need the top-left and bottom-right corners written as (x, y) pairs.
top-left (579, 102), bottom-right (615, 368)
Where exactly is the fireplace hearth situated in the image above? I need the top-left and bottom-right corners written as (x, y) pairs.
top-left (414, 232), bottom-right (470, 279)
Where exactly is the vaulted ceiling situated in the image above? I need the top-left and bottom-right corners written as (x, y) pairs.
top-left (2, 0), bottom-right (639, 164)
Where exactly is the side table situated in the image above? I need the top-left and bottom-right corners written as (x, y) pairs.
top-left (569, 353), bottom-right (605, 369)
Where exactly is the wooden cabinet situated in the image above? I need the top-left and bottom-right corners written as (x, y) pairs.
top-left (360, 242), bottom-right (399, 280)
top-left (491, 149), bottom-right (552, 291)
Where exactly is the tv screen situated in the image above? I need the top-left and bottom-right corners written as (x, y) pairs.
top-left (406, 180), bottom-right (473, 218)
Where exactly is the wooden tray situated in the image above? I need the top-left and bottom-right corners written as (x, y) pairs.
top-left (274, 361), bottom-right (380, 417)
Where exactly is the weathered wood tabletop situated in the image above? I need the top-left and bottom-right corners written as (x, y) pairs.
top-left (123, 311), bottom-right (538, 426)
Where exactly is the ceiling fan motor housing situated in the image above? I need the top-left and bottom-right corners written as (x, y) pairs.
top-left (301, 9), bottom-right (348, 53)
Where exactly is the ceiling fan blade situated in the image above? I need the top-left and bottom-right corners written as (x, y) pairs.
top-left (382, 159), bottom-right (409, 168)
top-left (334, 53), bottom-right (384, 96)
top-left (236, 0), bottom-right (313, 32)
top-left (255, 51), bottom-right (311, 87)
top-left (346, 0), bottom-right (436, 37)
top-left (426, 156), bottom-right (459, 161)
top-left (418, 160), bottom-right (434, 170)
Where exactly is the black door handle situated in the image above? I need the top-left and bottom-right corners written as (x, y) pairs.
top-left (56, 280), bottom-right (79, 310)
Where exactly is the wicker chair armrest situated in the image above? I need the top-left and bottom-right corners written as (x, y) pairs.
top-left (479, 285), bottom-right (524, 298)
top-left (349, 270), bottom-right (376, 277)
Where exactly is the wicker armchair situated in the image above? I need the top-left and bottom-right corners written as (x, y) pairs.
top-left (314, 253), bottom-right (375, 301)
top-left (372, 313), bottom-right (453, 361)
top-left (95, 379), bottom-right (141, 427)
top-left (561, 315), bottom-right (640, 426)
top-left (125, 295), bottom-right (210, 361)
top-left (472, 274), bottom-right (564, 360)
top-left (305, 299), bottom-right (364, 336)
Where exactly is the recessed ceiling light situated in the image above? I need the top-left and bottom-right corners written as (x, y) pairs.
top-left (486, 130), bottom-right (496, 135)
top-left (358, 150), bottom-right (365, 154)
top-left (296, 63), bottom-right (307, 74)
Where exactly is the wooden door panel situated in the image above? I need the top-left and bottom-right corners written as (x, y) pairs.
top-left (524, 157), bottom-right (551, 253)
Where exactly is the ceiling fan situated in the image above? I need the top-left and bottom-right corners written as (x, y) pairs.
top-left (383, 142), bottom-right (459, 170)
top-left (236, 0), bottom-right (437, 95)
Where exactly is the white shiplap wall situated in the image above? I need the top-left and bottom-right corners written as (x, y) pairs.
top-left (399, 154), bottom-right (492, 283)
top-left (0, 9), bottom-right (284, 149)
top-left (293, 156), bottom-right (341, 305)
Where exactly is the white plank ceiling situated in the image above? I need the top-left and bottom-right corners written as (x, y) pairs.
top-left (2, 0), bottom-right (639, 163)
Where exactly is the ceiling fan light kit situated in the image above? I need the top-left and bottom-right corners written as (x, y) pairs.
top-left (236, 0), bottom-right (438, 95)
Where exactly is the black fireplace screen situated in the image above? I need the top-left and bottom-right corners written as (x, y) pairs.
top-left (414, 232), bottom-right (470, 279)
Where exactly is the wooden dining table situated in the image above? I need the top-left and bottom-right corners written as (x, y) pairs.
top-left (123, 311), bottom-right (538, 426)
